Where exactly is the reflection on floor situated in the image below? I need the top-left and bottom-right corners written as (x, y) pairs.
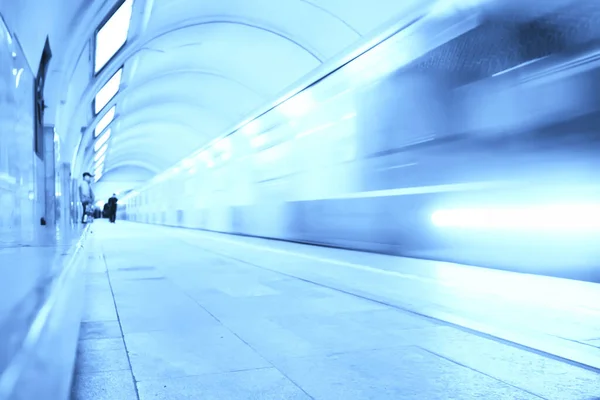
top-left (72, 221), bottom-right (600, 400)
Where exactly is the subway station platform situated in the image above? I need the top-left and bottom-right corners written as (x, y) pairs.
top-left (71, 221), bottom-right (600, 400)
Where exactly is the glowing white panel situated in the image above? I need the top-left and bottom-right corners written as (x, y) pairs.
top-left (240, 120), bottom-right (261, 137)
top-left (251, 134), bottom-right (267, 148)
top-left (431, 205), bottom-right (600, 231)
top-left (296, 122), bottom-right (334, 139)
top-left (196, 151), bottom-right (214, 168)
top-left (95, 154), bottom-right (106, 168)
top-left (15, 68), bottom-right (23, 88)
top-left (181, 158), bottom-right (194, 169)
top-left (278, 92), bottom-right (315, 118)
top-left (94, 68), bottom-right (122, 114)
top-left (95, 0), bottom-right (134, 73)
top-left (94, 129), bottom-right (111, 152)
top-left (95, 143), bottom-right (108, 161)
top-left (95, 106), bottom-right (115, 137)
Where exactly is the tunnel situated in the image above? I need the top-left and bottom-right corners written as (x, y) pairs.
top-left (1, 0), bottom-right (600, 399)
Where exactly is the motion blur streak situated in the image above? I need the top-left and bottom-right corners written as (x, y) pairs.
top-left (432, 205), bottom-right (600, 231)
top-left (117, 0), bottom-right (600, 281)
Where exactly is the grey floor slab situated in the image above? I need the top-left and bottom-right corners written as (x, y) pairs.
top-left (221, 309), bottom-right (442, 362)
top-left (109, 279), bottom-right (220, 334)
top-left (413, 326), bottom-right (600, 400)
top-left (124, 325), bottom-right (272, 381)
top-left (75, 337), bottom-right (130, 375)
top-left (274, 345), bottom-right (541, 400)
top-left (79, 320), bottom-right (122, 340)
top-left (188, 284), bottom-right (387, 322)
top-left (71, 370), bottom-right (137, 400)
top-left (77, 222), bottom-right (600, 400)
top-left (81, 285), bottom-right (118, 322)
top-left (108, 265), bottom-right (165, 282)
top-left (137, 368), bottom-right (311, 400)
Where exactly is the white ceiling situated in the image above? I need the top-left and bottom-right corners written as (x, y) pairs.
top-left (0, 0), bottom-right (427, 200)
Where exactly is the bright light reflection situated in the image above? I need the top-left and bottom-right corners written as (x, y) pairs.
top-left (15, 68), bottom-right (23, 88)
top-left (431, 205), bottom-right (600, 231)
top-left (94, 129), bottom-right (111, 152)
top-left (215, 137), bottom-right (231, 151)
top-left (251, 135), bottom-right (267, 148)
top-left (95, 68), bottom-right (122, 114)
top-left (95, 106), bottom-right (115, 137)
top-left (430, 0), bottom-right (491, 19)
top-left (278, 92), bottom-right (314, 118)
top-left (182, 158), bottom-right (194, 169)
top-left (240, 120), bottom-right (260, 136)
top-left (95, 143), bottom-right (108, 160)
top-left (433, 261), bottom-right (596, 317)
top-left (296, 122), bottom-right (334, 139)
top-left (197, 151), bottom-right (214, 168)
top-left (95, 0), bottom-right (134, 73)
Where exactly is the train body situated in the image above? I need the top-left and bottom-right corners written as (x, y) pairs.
top-left (120, 1), bottom-right (600, 280)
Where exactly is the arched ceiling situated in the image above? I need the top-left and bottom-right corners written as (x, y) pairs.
top-left (68, 0), bottom-right (431, 197)
top-left (0, 0), bottom-right (590, 203)
top-left (2, 0), bottom-right (434, 198)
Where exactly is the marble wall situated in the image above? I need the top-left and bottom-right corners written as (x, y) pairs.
top-left (0, 15), bottom-right (37, 241)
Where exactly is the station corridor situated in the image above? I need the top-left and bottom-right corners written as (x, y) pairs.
top-left (3, 1), bottom-right (600, 398)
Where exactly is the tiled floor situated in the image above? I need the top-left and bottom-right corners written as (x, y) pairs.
top-left (71, 221), bottom-right (600, 400)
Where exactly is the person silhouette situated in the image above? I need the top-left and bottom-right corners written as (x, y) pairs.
top-left (108, 193), bottom-right (118, 223)
top-left (79, 172), bottom-right (95, 224)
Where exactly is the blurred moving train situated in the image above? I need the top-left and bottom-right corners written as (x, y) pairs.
top-left (119, 0), bottom-right (600, 281)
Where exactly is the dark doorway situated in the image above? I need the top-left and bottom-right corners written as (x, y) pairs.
top-left (34, 37), bottom-right (52, 159)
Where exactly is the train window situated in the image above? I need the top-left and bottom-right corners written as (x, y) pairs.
top-left (94, 0), bottom-right (134, 74)
top-left (94, 68), bottom-right (122, 114)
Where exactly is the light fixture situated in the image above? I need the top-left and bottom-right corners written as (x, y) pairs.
top-left (94, 0), bottom-right (134, 73)
top-left (95, 154), bottom-right (106, 168)
top-left (94, 68), bottom-right (122, 114)
top-left (94, 129), bottom-right (111, 152)
top-left (95, 143), bottom-right (108, 160)
top-left (95, 106), bottom-right (115, 137)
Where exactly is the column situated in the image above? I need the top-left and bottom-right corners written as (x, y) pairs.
top-left (43, 125), bottom-right (56, 225)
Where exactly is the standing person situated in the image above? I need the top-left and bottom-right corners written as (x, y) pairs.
top-left (108, 193), bottom-right (118, 223)
top-left (79, 172), bottom-right (95, 224)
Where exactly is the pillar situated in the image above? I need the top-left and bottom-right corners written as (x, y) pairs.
top-left (43, 125), bottom-right (56, 225)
